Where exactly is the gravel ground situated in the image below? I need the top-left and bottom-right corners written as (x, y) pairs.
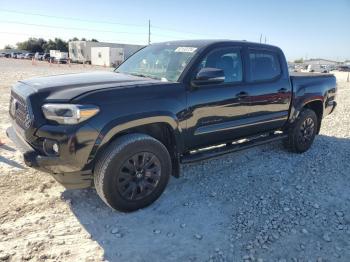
top-left (0, 58), bottom-right (349, 262)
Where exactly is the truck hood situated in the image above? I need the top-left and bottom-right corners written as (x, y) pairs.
top-left (18, 71), bottom-right (162, 101)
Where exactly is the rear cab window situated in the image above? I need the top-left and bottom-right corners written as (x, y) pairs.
top-left (248, 50), bottom-right (281, 82)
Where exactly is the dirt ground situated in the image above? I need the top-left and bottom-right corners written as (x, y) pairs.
top-left (0, 58), bottom-right (349, 262)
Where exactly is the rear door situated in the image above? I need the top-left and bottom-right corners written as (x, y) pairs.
top-left (243, 48), bottom-right (292, 133)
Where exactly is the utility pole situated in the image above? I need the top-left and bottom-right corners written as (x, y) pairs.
top-left (148, 19), bottom-right (151, 45)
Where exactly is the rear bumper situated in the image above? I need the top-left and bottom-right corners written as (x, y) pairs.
top-left (6, 126), bottom-right (93, 189)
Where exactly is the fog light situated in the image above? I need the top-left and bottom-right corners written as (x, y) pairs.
top-left (52, 143), bottom-right (59, 154)
top-left (43, 139), bottom-right (59, 156)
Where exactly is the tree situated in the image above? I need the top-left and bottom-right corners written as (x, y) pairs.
top-left (16, 38), bottom-right (47, 52)
top-left (4, 44), bottom-right (14, 49)
top-left (43, 39), bottom-right (56, 52)
top-left (91, 38), bottom-right (99, 42)
top-left (54, 38), bottom-right (68, 52)
top-left (15, 37), bottom-right (69, 53)
top-left (294, 58), bottom-right (304, 64)
top-left (42, 38), bottom-right (68, 52)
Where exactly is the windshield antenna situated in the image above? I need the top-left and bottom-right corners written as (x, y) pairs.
top-left (148, 19), bottom-right (151, 45)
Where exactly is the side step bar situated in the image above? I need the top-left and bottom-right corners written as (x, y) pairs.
top-left (180, 133), bottom-right (287, 164)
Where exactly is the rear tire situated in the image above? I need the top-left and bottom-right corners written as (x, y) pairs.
top-left (94, 133), bottom-right (172, 212)
top-left (283, 108), bottom-right (318, 153)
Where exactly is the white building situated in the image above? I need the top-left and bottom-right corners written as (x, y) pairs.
top-left (303, 59), bottom-right (338, 66)
top-left (68, 41), bottom-right (143, 63)
top-left (91, 47), bottom-right (124, 67)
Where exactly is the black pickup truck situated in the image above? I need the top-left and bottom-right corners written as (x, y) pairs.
top-left (7, 40), bottom-right (337, 211)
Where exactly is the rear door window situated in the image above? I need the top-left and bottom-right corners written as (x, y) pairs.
top-left (248, 50), bottom-right (281, 81)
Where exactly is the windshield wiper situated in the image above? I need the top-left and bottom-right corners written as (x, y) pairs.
top-left (130, 73), bottom-right (147, 78)
top-left (129, 73), bottom-right (161, 80)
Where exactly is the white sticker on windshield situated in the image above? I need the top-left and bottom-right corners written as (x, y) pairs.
top-left (175, 47), bottom-right (197, 53)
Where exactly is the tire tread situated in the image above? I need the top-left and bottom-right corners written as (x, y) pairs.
top-left (284, 108), bottom-right (318, 153)
top-left (94, 133), bottom-right (170, 211)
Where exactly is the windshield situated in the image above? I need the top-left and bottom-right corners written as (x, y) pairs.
top-left (115, 44), bottom-right (199, 82)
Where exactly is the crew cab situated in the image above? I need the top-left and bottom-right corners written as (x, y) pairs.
top-left (7, 40), bottom-right (337, 211)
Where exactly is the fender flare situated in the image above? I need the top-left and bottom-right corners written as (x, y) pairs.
top-left (288, 97), bottom-right (324, 125)
top-left (88, 113), bottom-right (184, 161)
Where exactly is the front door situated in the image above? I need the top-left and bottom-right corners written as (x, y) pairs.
top-left (185, 46), bottom-right (250, 150)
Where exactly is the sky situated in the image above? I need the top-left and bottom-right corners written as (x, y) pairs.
top-left (0, 0), bottom-right (349, 61)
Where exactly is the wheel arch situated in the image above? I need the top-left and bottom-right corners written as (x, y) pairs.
top-left (90, 115), bottom-right (183, 177)
top-left (303, 100), bottom-right (323, 133)
top-left (289, 99), bottom-right (324, 134)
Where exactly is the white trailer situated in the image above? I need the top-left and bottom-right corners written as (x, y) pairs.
top-left (91, 47), bottom-right (124, 67)
top-left (69, 41), bottom-right (143, 63)
top-left (49, 50), bottom-right (68, 60)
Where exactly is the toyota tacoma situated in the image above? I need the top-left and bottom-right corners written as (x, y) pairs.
top-left (7, 40), bottom-right (337, 211)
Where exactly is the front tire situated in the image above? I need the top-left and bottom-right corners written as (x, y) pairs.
top-left (94, 133), bottom-right (172, 212)
top-left (284, 108), bottom-right (318, 153)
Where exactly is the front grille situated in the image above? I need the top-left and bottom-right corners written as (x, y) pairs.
top-left (9, 91), bottom-right (33, 129)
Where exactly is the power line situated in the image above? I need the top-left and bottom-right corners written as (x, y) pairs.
top-left (0, 8), bottom-right (146, 28)
top-left (0, 20), bottom-right (193, 41)
top-left (0, 20), bottom-right (147, 36)
top-left (0, 8), bottom-right (225, 38)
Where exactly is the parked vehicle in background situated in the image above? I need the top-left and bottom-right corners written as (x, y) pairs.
top-left (328, 65), bottom-right (337, 71)
top-left (55, 58), bottom-right (68, 64)
top-left (288, 64), bottom-right (298, 72)
top-left (50, 50), bottom-right (69, 64)
top-left (7, 40), bottom-right (337, 212)
top-left (305, 64), bottom-right (330, 73)
top-left (17, 53), bottom-right (27, 59)
top-left (35, 52), bottom-right (44, 60)
top-left (24, 53), bottom-right (34, 59)
top-left (0, 53), bottom-right (6, 57)
top-left (42, 53), bottom-right (50, 61)
top-left (337, 65), bottom-right (350, 72)
top-left (11, 52), bottom-right (22, 58)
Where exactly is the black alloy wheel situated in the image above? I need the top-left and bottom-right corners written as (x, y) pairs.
top-left (117, 152), bottom-right (161, 201)
top-left (94, 133), bottom-right (172, 212)
top-left (283, 108), bottom-right (318, 153)
top-left (298, 117), bottom-right (315, 145)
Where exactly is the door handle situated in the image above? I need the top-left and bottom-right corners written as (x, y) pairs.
top-left (278, 88), bottom-right (287, 93)
top-left (236, 91), bottom-right (248, 99)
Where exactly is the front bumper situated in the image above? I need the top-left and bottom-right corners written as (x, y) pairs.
top-left (6, 126), bottom-right (93, 189)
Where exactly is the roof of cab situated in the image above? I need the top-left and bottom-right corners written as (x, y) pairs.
top-left (154, 39), bottom-right (281, 51)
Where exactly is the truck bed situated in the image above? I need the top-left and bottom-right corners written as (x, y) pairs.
top-left (289, 72), bottom-right (334, 78)
top-left (290, 72), bottom-right (336, 87)
top-left (289, 71), bottom-right (337, 117)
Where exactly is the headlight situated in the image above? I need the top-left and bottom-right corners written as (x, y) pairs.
top-left (42, 104), bottom-right (99, 124)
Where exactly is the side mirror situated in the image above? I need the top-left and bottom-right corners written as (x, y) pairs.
top-left (191, 68), bottom-right (225, 86)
